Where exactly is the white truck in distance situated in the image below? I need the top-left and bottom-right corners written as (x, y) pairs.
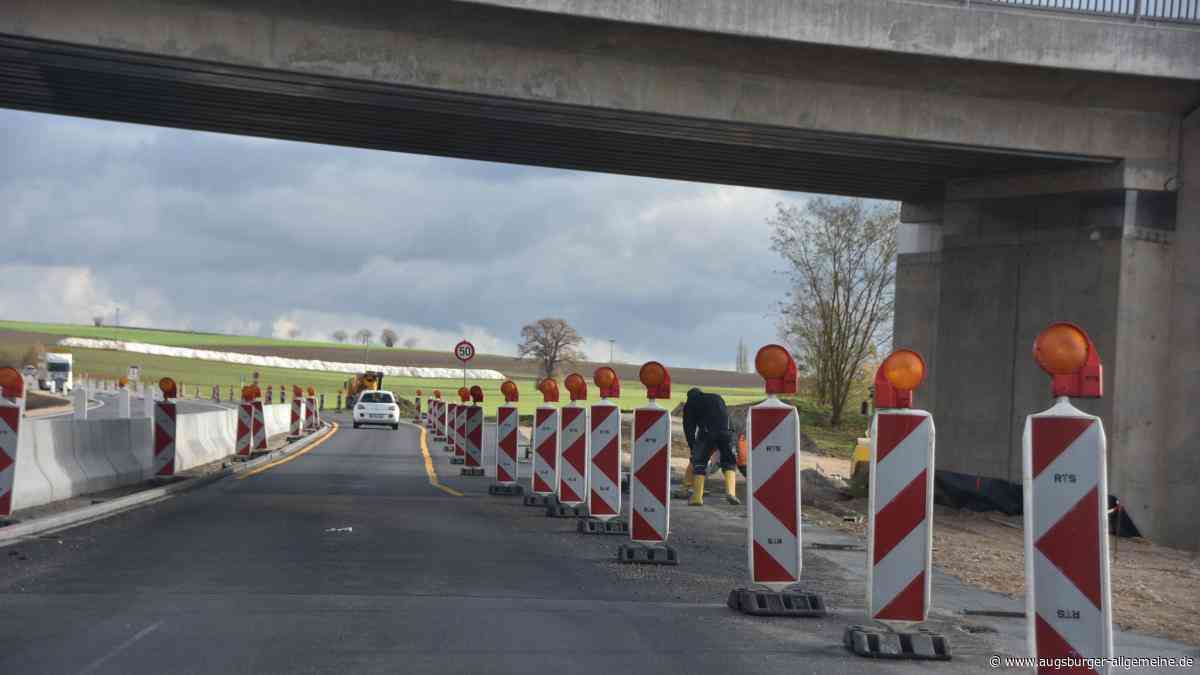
top-left (42, 352), bottom-right (74, 393)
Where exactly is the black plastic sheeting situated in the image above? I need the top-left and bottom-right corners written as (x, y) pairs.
top-left (933, 470), bottom-right (1141, 538)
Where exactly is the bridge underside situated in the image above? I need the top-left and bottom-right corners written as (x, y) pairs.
top-left (0, 35), bottom-right (1108, 202)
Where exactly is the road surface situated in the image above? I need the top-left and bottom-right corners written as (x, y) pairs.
top-left (0, 413), bottom-right (1191, 674)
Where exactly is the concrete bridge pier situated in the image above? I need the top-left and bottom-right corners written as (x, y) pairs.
top-left (895, 123), bottom-right (1199, 551)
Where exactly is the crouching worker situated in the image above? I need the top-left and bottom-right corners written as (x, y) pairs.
top-left (680, 387), bottom-right (740, 506)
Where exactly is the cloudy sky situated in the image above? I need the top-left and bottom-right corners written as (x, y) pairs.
top-left (0, 108), bottom-right (809, 370)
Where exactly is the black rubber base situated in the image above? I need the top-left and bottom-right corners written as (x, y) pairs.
top-left (616, 543), bottom-right (678, 565)
top-left (488, 484), bottom-right (524, 496)
top-left (546, 503), bottom-right (587, 518)
top-left (843, 626), bottom-right (951, 660)
top-left (578, 518), bottom-right (629, 535)
top-left (449, 457), bottom-right (465, 465)
top-left (460, 467), bottom-right (485, 477)
top-left (726, 587), bottom-right (827, 617)
top-left (523, 494), bottom-right (558, 508)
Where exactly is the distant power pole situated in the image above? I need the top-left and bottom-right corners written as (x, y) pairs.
top-left (736, 338), bottom-right (749, 373)
top-left (609, 339), bottom-right (615, 363)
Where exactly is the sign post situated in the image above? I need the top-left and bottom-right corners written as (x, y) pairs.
top-left (1022, 322), bottom-right (1113, 672)
top-left (461, 386), bottom-right (486, 477)
top-left (617, 362), bottom-right (676, 565)
top-left (580, 367), bottom-right (627, 535)
top-left (489, 381), bottom-right (524, 496)
top-left (548, 373), bottom-right (588, 517)
top-left (728, 345), bottom-right (825, 616)
top-left (846, 349), bottom-right (950, 659)
top-left (523, 378), bottom-right (560, 508)
top-left (0, 368), bottom-right (25, 518)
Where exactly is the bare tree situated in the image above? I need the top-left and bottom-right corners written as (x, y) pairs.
top-left (92, 315), bottom-right (105, 327)
top-left (380, 328), bottom-right (399, 348)
top-left (770, 198), bottom-right (897, 426)
top-left (518, 318), bottom-right (586, 378)
top-left (287, 328), bottom-right (302, 339)
top-left (332, 330), bottom-right (349, 343)
top-left (402, 336), bottom-right (419, 349)
top-left (355, 328), bottom-right (373, 345)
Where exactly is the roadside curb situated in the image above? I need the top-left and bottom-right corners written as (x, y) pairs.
top-left (0, 422), bottom-right (337, 547)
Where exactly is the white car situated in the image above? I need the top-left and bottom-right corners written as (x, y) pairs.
top-left (352, 390), bottom-right (401, 430)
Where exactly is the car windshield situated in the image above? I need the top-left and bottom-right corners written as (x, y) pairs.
top-left (360, 392), bottom-right (392, 404)
top-left (47, 362), bottom-right (70, 373)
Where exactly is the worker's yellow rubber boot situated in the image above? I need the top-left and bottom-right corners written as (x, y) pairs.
top-left (724, 469), bottom-right (741, 505)
top-left (688, 474), bottom-right (705, 506)
top-left (674, 465), bottom-right (694, 499)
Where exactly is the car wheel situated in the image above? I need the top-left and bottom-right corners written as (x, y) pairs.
top-left (353, 422), bottom-right (360, 429)
top-left (393, 424), bottom-right (399, 430)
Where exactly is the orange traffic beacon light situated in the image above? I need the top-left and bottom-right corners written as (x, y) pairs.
top-left (1034, 322), bottom-right (1102, 399)
top-left (159, 377), bottom-right (178, 400)
top-left (594, 366), bottom-right (620, 398)
top-left (457, 386), bottom-right (470, 403)
top-left (638, 361), bottom-right (671, 400)
top-left (469, 385), bottom-right (484, 404)
top-left (564, 373), bottom-right (587, 402)
top-left (500, 380), bottom-right (519, 403)
top-left (873, 349), bottom-right (926, 409)
top-left (537, 378), bottom-right (560, 403)
top-left (755, 344), bottom-right (797, 395)
top-left (433, 389), bottom-right (442, 400)
top-left (0, 367), bottom-right (24, 398)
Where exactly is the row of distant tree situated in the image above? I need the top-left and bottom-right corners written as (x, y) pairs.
top-left (330, 328), bottom-right (419, 349)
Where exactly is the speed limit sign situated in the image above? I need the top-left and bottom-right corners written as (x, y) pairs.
top-left (454, 340), bottom-right (476, 363)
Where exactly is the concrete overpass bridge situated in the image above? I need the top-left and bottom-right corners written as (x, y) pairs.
top-left (1, 0), bottom-right (1197, 549)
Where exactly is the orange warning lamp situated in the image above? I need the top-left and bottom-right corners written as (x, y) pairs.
top-left (433, 389), bottom-right (442, 399)
top-left (638, 361), bottom-right (671, 400)
top-left (119, 376), bottom-right (129, 388)
top-left (469, 385), bottom-right (484, 404)
top-left (564, 373), bottom-right (587, 402)
top-left (1034, 322), bottom-right (1102, 399)
top-left (159, 377), bottom-right (177, 400)
top-left (500, 380), bottom-right (519, 403)
top-left (537, 378), bottom-right (560, 403)
top-left (307, 386), bottom-right (316, 397)
top-left (457, 386), bottom-right (470, 402)
top-left (415, 389), bottom-right (423, 396)
top-left (874, 349), bottom-right (926, 409)
top-left (292, 385), bottom-right (303, 398)
top-left (755, 344), bottom-right (797, 395)
top-left (594, 366), bottom-right (620, 398)
top-left (241, 386), bottom-right (255, 402)
top-left (0, 367), bottom-right (24, 398)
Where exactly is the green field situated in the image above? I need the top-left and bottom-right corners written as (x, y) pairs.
top-left (0, 320), bottom-right (868, 455)
top-left (56, 347), bottom-right (763, 416)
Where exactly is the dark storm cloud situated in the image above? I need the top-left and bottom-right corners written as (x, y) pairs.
top-left (0, 108), bottom-right (798, 368)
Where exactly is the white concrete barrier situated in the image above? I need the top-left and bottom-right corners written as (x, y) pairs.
top-left (10, 401), bottom-right (313, 511)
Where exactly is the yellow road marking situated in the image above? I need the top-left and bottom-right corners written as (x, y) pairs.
top-left (419, 425), bottom-right (463, 497)
top-left (239, 423), bottom-right (339, 479)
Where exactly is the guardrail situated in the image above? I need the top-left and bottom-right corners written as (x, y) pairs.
top-left (969, 0), bottom-right (1200, 23)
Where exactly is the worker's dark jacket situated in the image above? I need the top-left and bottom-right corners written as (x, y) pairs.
top-left (683, 393), bottom-right (732, 449)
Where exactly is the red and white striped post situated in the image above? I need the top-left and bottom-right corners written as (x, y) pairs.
top-left (1024, 323), bottom-right (1112, 669)
top-left (237, 401), bottom-right (254, 457)
top-left (0, 368), bottom-right (26, 517)
top-left (252, 399), bottom-right (267, 451)
top-left (558, 374), bottom-right (589, 507)
top-left (629, 362), bottom-right (671, 546)
top-left (153, 378), bottom-right (178, 478)
top-left (306, 387), bottom-right (319, 431)
top-left (746, 345), bottom-right (802, 590)
top-left (290, 386), bottom-right (303, 437)
top-left (530, 379), bottom-right (560, 499)
top-left (588, 367), bottom-right (622, 522)
top-left (495, 382), bottom-right (520, 486)
top-left (463, 386), bottom-right (485, 476)
top-left (453, 388), bottom-right (470, 464)
top-left (866, 350), bottom-right (935, 622)
top-left (445, 403), bottom-right (458, 454)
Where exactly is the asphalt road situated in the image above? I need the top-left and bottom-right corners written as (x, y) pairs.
top-left (36, 391), bottom-right (236, 421)
top-left (0, 413), bottom-right (1192, 674)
